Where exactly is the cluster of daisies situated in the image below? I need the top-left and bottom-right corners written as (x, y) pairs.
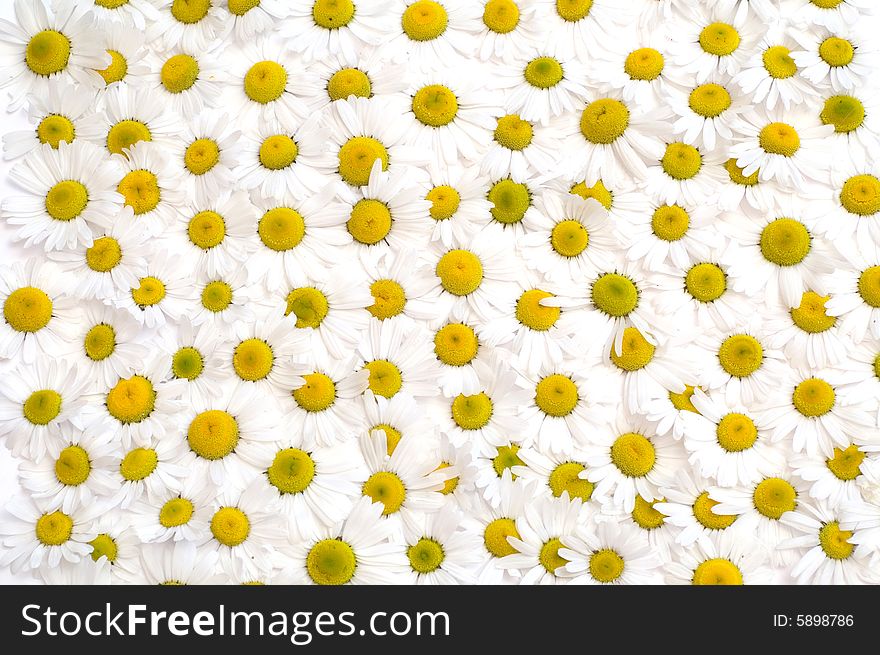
top-left (1, 0), bottom-right (880, 587)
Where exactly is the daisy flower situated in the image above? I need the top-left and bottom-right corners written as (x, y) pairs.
top-left (81, 85), bottom-right (178, 156)
top-left (710, 472), bottom-right (806, 565)
top-left (385, 0), bottom-right (482, 65)
top-left (670, 5), bottom-right (759, 81)
top-left (499, 494), bottom-right (588, 585)
top-left (48, 208), bottom-right (151, 302)
top-left (765, 290), bottom-right (849, 368)
top-left (19, 416), bottom-right (118, 513)
top-left (357, 320), bottom-right (439, 402)
top-left (361, 248), bottom-right (436, 325)
top-left (403, 504), bottom-right (481, 584)
top-left (793, 28), bottom-right (879, 97)
top-left (121, 540), bottom-right (219, 585)
top-left (284, 496), bottom-right (407, 585)
top-left (642, 141), bottom-right (727, 206)
top-left (482, 113), bottom-right (563, 180)
top-left (130, 474), bottom-right (215, 544)
top-left (324, 95), bottom-right (428, 189)
top-left (339, 163), bottom-right (432, 261)
top-left (161, 318), bottom-right (225, 404)
top-left (83, 513), bottom-right (143, 582)
top-left (70, 302), bottom-right (150, 393)
top-left (282, 355), bottom-right (369, 448)
top-left (536, 0), bottom-right (621, 61)
top-left (237, 116), bottom-right (334, 198)
top-left (302, 46), bottom-right (409, 112)
top-left (473, 439), bottom-right (528, 508)
top-left (730, 107), bottom-right (834, 189)
top-left (558, 518), bottom-right (660, 585)
top-left (643, 383), bottom-right (703, 442)
top-left (147, 0), bottom-right (228, 52)
top-left (656, 470), bottom-right (746, 549)
top-left (820, 91), bottom-right (880, 186)
top-left (146, 45), bottom-right (227, 116)
top-left (786, 0), bottom-right (877, 33)
top-left (247, 185), bottom-right (351, 293)
top-left (708, 0), bottom-right (781, 21)
top-left (475, 0), bottom-right (545, 63)
top-left (665, 530), bottom-right (774, 584)
top-left (114, 142), bottom-right (185, 237)
top-left (717, 156), bottom-right (780, 212)
top-left (189, 268), bottom-right (255, 330)
top-left (230, 40), bottom-right (312, 126)
top-left (626, 201), bottom-right (721, 271)
top-left (2, 80), bottom-right (99, 160)
top-left (428, 305), bottom-right (495, 397)
top-left (227, 0), bottom-right (289, 41)
top-left (168, 189), bottom-right (256, 278)
top-left (110, 433), bottom-right (189, 509)
top-left (284, 0), bottom-right (392, 62)
top-left (421, 165), bottom-right (489, 247)
top-left (0, 258), bottom-right (78, 362)
top-left (0, 0), bottom-right (107, 110)
top-left (0, 358), bottom-right (87, 461)
top-left (792, 440), bottom-right (876, 507)
top-left (38, 558), bottom-right (110, 585)
top-left (92, 23), bottom-right (150, 92)
top-left (86, 0), bottom-right (161, 30)
top-left (473, 173), bottom-right (542, 241)
top-left (519, 192), bottom-right (616, 284)
top-left (562, 91), bottom-right (667, 188)
top-left (605, 494), bottom-right (680, 565)
top-left (813, 159), bottom-right (880, 245)
top-left (734, 23), bottom-right (818, 111)
top-left (584, 414), bottom-right (682, 513)
top-left (669, 78), bottom-right (747, 151)
top-left (695, 318), bottom-right (788, 405)
top-left (170, 111), bottom-right (241, 208)
top-left (434, 433), bottom-right (476, 509)
top-left (825, 242), bottom-right (880, 343)
top-left (779, 500), bottom-right (878, 584)
top-left (3, 140), bottom-right (123, 251)
top-left (0, 495), bottom-right (96, 574)
top-left (115, 252), bottom-right (191, 328)
top-left (684, 389), bottom-right (786, 487)
top-left (512, 446), bottom-right (597, 505)
top-left (552, 175), bottom-right (650, 234)
top-left (836, 343), bottom-right (880, 422)
top-left (491, 48), bottom-right (588, 126)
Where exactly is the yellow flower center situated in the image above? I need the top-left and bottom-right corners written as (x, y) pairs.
top-left (792, 378), bottom-right (835, 417)
top-left (106, 120), bottom-right (151, 156)
top-left (759, 122), bottom-right (800, 156)
top-left (760, 218), bottom-right (811, 266)
top-left (131, 276), bottom-right (165, 308)
top-left (611, 432), bottom-right (655, 478)
top-left (232, 338), bottom-right (273, 381)
top-left (364, 359), bottom-right (403, 398)
top-left (362, 471), bottom-right (406, 515)
top-left (45, 180), bottom-right (88, 221)
top-left (718, 334), bottom-right (763, 378)
top-left (258, 207), bottom-right (305, 251)
top-left (826, 445), bottom-right (864, 481)
top-left (716, 413), bottom-right (757, 452)
top-left (819, 36), bottom-right (854, 68)
top-left (811, 0), bottom-right (845, 7)
top-left (426, 184), bottom-right (460, 220)
top-left (631, 495), bottom-right (666, 529)
top-left (106, 375), bottom-right (155, 423)
top-left (259, 135), bottom-right (298, 170)
top-left (609, 327), bottom-right (655, 371)
top-left (97, 49), bottom-right (127, 85)
top-left (859, 265), bottom-right (880, 307)
top-left (436, 249), bottom-right (483, 296)
top-left (312, 0), bottom-right (355, 29)
top-left (753, 477), bottom-right (797, 519)
top-left (494, 114), bottom-right (533, 151)
top-left (267, 448), bottom-right (316, 494)
top-left (84, 323), bottom-right (115, 361)
top-left (492, 444), bottom-right (523, 478)
top-left (551, 219), bottom-right (589, 257)
top-left (549, 462), bottom-right (593, 501)
top-left (699, 22), bottom-right (740, 56)
top-left (524, 56), bottom-right (563, 89)
top-left (244, 60), bottom-right (287, 104)
top-left (483, 0), bottom-right (519, 34)
top-left (161, 54), bottom-right (199, 93)
top-left (86, 237), bottom-right (122, 273)
top-left (516, 289), bottom-right (560, 331)
top-left (184, 138), bottom-right (220, 176)
top-left (23, 389), bottom-right (62, 425)
top-left (539, 537), bottom-right (566, 575)
top-left (589, 549), bottom-right (625, 583)
top-left (293, 373), bottom-right (336, 412)
top-left (661, 143), bottom-right (702, 180)
top-left (159, 497), bottom-right (194, 527)
top-left (347, 199), bottom-right (392, 245)
top-left (367, 279), bottom-right (406, 319)
top-left (570, 179), bottom-right (613, 209)
top-left (451, 392), bottom-right (493, 430)
top-left (172, 346), bottom-right (204, 380)
top-left (819, 521), bottom-right (853, 560)
top-left (201, 280), bottom-right (232, 312)
top-left (841, 174), bottom-right (880, 216)
top-left (686, 263), bottom-right (726, 302)
top-left (327, 67), bottom-right (371, 100)
top-left (186, 210), bottom-right (224, 250)
top-left (171, 0), bottom-right (211, 24)
top-left (651, 204), bottom-right (690, 240)
top-left (591, 272), bottom-right (638, 317)
top-left (412, 84), bottom-right (458, 127)
top-left (436, 462), bottom-right (457, 493)
top-left (625, 47), bottom-right (664, 81)
top-left (188, 410), bottom-right (239, 460)
top-left (556, 0), bottom-right (592, 22)
top-left (408, 538), bottom-right (444, 574)
top-left (692, 558), bottom-right (743, 585)
top-left (669, 385), bottom-right (700, 413)
top-left (689, 83), bottom-right (731, 118)
top-left (373, 423), bottom-right (402, 455)
top-left (89, 533), bottom-right (118, 562)
top-left (119, 447), bottom-right (158, 481)
top-left (55, 445), bottom-right (90, 486)
top-left (37, 114), bottom-right (75, 149)
top-left (762, 45), bottom-right (797, 79)
top-left (535, 374), bottom-right (579, 417)
top-left (95, 0), bottom-right (130, 7)
top-left (307, 539), bottom-right (356, 585)
top-left (26, 30), bottom-right (70, 76)
top-left (484, 518), bottom-right (520, 558)
top-left (693, 491), bottom-right (737, 530)
top-left (337, 136), bottom-right (388, 186)
top-left (35, 511), bottom-right (73, 546)
top-left (4, 286), bottom-right (53, 332)
top-left (790, 291), bottom-right (836, 333)
top-left (286, 287), bottom-right (329, 328)
top-left (118, 170), bottom-right (160, 216)
top-left (488, 179), bottom-right (530, 225)
top-left (401, 0), bottom-right (448, 41)
top-left (210, 507), bottom-right (250, 547)
top-left (580, 98), bottom-right (630, 144)
top-left (724, 158), bottom-right (759, 186)
top-left (434, 322), bottom-right (478, 366)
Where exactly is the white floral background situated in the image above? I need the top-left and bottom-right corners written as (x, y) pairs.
top-left (2, 0), bottom-right (880, 586)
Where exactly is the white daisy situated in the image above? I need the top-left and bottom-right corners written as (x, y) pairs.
top-left (80, 84), bottom-right (179, 156)
top-left (302, 46), bottom-right (409, 112)
top-left (643, 383), bottom-right (702, 442)
top-left (626, 201), bottom-right (721, 271)
top-left (602, 493), bottom-right (680, 564)
top-left (146, 45), bottom-right (227, 117)
top-left (434, 432), bottom-right (476, 509)
top-left (558, 518), bottom-right (660, 585)
top-left (227, 0), bottom-right (289, 41)
top-left (825, 241), bottom-right (880, 343)
top-left (794, 26), bottom-right (880, 93)
top-left (120, 540), bottom-right (219, 585)
top-left (110, 433), bottom-right (189, 509)
top-left (92, 22), bottom-right (150, 92)
top-left (403, 504), bottom-right (481, 584)
top-left (475, 0), bottom-right (545, 63)
top-left (284, 0), bottom-right (392, 62)
top-left (545, 175), bottom-right (650, 238)
top-left (0, 358), bottom-right (88, 461)
top-left (665, 530), bottom-right (774, 584)
top-left (792, 441), bottom-right (876, 507)
top-left (473, 438), bottom-right (528, 508)
top-left (536, 0), bottom-right (622, 61)
top-left (472, 173), bottom-right (542, 241)
top-left (114, 251), bottom-right (192, 328)
top-left (160, 318), bottom-right (225, 404)
top-left (189, 268), bottom-right (255, 330)
top-left (821, 90), bottom-right (880, 170)
top-left (84, 0), bottom-right (161, 30)
top-left (512, 446), bottom-right (597, 505)
top-left (813, 159), bottom-right (880, 244)
top-left (83, 513), bottom-right (143, 583)
top-left (421, 165), bottom-right (489, 247)
top-left (836, 343), bottom-right (880, 422)
top-left (717, 156), bottom-right (780, 212)
top-left (114, 141), bottom-right (186, 237)
top-left (147, 0), bottom-right (228, 52)
top-left (669, 5), bottom-right (760, 81)
top-left (669, 78), bottom-right (747, 152)
top-left (482, 113), bottom-right (563, 180)
top-left (361, 248), bottom-right (436, 325)
top-left (428, 305), bottom-right (494, 397)
top-left (357, 320), bottom-right (439, 402)
top-left (642, 141), bottom-right (727, 206)
top-left (786, 0), bottom-right (877, 33)
top-left (765, 290), bottom-right (850, 368)
top-left (130, 474), bottom-right (215, 544)
top-left (385, 0), bottom-right (482, 65)
top-left (170, 111), bottom-right (242, 208)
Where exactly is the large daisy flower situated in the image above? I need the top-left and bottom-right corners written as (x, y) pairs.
top-left (558, 518), bottom-right (660, 585)
top-left (402, 503), bottom-right (481, 584)
top-left (665, 530), bottom-right (774, 584)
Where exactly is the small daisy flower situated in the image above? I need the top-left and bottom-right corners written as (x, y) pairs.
top-left (473, 173), bottom-right (543, 241)
top-left (146, 45), bottom-right (227, 117)
top-left (403, 504), bottom-right (481, 584)
top-left (421, 165), bottom-right (489, 247)
top-left (792, 441), bottom-right (876, 507)
top-left (813, 159), bottom-right (880, 244)
top-left (626, 201), bottom-right (721, 271)
top-left (428, 304), bottom-right (495, 397)
top-left (115, 252), bottom-right (192, 328)
top-left (825, 242), bottom-right (880, 343)
top-left (0, 0), bottom-right (107, 109)
top-left (765, 290), bottom-right (849, 368)
top-left (302, 46), bottom-right (409, 112)
top-left (0, 358), bottom-right (88, 461)
top-left (122, 540), bottom-right (219, 585)
top-left (361, 248), bottom-right (436, 326)
top-left (644, 382), bottom-right (703, 441)
top-left (386, 0), bottom-right (482, 65)
top-left (285, 0), bottom-right (393, 62)
top-left (110, 433), bottom-right (189, 509)
top-left (130, 474), bottom-right (215, 544)
top-left (512, 446), bottom-right (597, 505)
top-left (83, 514), bottom-right (143, 583)
top-left (284, 496), bottom-right (407, 585)
top-left (147, 0), bottom-right (228, 52)
top-left (670, 5), bottom-right (759, 81)
top-left (669, 78), bottom-right (748, 151)
top-left (482, 113), bottom-right (563, 180)
top-left (171, 111), bottom-right (242, 208)
top-left (473, 438), bottom-right (528, 508)
top-left (786, 0), bottom-right (877, 33)
top-left (161, 318), bottom-right (225, 404)
top-left (665, 530), bottom-right (774, 584)
top-left (684, 389), bottom-right (786, 487)
top-left (820, 89), bottom-right (880, 186)
top-left (794, 27), bottom-right (880, 92)
top-left (0, 495), bottom-right (96, 574)
top-left (357, 320), bottom-right (439, 403)
top-left (189, 268), bottom-right (255, 330)
top-left (86, 0), bottom-right (161, 30)
top-left (642, 141), bottom-right (727, 206)
top-left (605, 493), bottom-right (679, 564)
top-left (81, 84), bottom-right (179, 156)
top-left (0, 258), bottom-right (78, 362)
top-left (717, 156), bottom-right (780, 212)
top-left (92, 22), bottom-right (150, 93)
top-left (227, 0), bottom-right (290, 41)
top-left (3, 140), bottom-right (124, 251)
top-left (114, 141), bottom-right (186, 237)
top-left (558, 518), bottom-right (660, 585)
top-left (537, 0), bottom-right (622, 61)
top-left (476, 0), bottom-right (546, 63)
